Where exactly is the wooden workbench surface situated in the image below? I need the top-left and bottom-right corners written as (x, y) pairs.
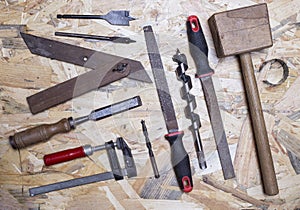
top-left (0, 0), bottom-right (299, 209)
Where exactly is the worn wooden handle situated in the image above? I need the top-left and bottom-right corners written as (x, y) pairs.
top-left (239, 53), bottom-right (279, 195)
top-left (9, 118), bottom-right (72, 149)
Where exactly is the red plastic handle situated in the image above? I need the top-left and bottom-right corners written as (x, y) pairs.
top-left (44, 146), bottom-right (86, 166)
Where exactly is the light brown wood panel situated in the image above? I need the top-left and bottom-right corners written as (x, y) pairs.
top-left (0, 0), bottom-right (299, 209)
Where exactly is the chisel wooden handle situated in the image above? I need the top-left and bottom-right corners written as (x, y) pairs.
top-left (9, 118), bottom-right (73, 149)
top-left (239, 53), bottom-right (278, 195)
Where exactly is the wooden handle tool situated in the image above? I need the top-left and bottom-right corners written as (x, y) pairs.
top-left (9, 96), bottom-right (142, 149)
top-left (208, 4), bottom-right (278, 195)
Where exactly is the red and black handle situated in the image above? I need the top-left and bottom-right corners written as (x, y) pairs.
top-left (165, 131), bottom-right (193, 193)
top-left (186, 15), bottom-right (214, 78)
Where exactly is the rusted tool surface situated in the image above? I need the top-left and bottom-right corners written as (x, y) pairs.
top-left (21, 33), bottom-right (151, 114)
top-left (208, 3), bottom-right (278, 196)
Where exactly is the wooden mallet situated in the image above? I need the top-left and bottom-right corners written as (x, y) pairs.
top-left (208, 4), bottom-right (279, 196)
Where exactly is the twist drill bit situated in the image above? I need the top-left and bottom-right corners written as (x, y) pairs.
top-left (173, 49), bottom-right (207, 169)
top-left (141, 120), bottom-right (160, 178)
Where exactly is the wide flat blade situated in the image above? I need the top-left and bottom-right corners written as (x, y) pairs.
top-left (200, 76), bottom-right (235, 179)
top-left (20, 32), bottom-right (152, 83)
top-left (143, 26), bottom-right (178, 132)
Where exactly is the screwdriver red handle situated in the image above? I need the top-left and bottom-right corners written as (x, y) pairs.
top-left (44, 146), bottom-right (86, 166)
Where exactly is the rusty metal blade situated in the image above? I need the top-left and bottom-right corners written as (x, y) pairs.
top-left (20, 32), bottom-right (152, 83)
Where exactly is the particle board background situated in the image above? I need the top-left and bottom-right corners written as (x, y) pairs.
top-left (0, 0), bottom-right (300, 209)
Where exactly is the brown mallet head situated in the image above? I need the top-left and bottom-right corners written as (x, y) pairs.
top-left (208, 3), bottom-right (272, 57)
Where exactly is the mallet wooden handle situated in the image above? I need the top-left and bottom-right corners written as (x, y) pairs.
top-left (9, 118), bottom-right (73, 149)
top-left (239, 53), bottom-right (279, 196)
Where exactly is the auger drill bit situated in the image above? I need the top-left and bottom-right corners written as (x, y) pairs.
top-left (173, 49), bottom-right (207, 169)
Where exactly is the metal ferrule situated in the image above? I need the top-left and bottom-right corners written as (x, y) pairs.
top-left (72, 115), bottom-right (90, 127)
top-left (82, 145), bottom-right (94, 156)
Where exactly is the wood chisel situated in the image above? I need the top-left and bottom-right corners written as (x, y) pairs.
top-left (186, 16), bottom-right (235, 179)
top-left (143, 25), bottom-right (193, 192)
top-left (9, 96), bottom-right (142, 149)
top-left (20, 33), bottom-right (151, 114)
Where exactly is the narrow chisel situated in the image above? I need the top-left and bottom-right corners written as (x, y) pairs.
top-left (143, 25), bottom-right (193, 192)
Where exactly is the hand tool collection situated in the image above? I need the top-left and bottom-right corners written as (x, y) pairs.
top-left (8, 3), bottom-right (279, 196)
top-left (9, 96), bottom-right (142, 149)
top-left (143, 25), bottom-right (193, 192)
top-left (173, 49), bottom-right (207, 170)
top-left (29, 137), bottom-right (136, 196)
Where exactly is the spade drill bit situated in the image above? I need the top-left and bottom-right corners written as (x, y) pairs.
top-left (173, 49), bottom-right (207, 169)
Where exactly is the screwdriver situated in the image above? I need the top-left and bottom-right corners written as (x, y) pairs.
top-left (43, 143), bottom-right (117, 166)
top-left (9, 96), bottom-right (142, 149)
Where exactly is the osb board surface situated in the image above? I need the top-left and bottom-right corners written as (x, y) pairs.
top-left (0, 0), bottom-right (299, 209)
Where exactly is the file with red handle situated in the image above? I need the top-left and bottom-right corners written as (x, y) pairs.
top-left (186, 15), bottom-right (235, 180)
top-left (143, 25), bottom-right (193, 192)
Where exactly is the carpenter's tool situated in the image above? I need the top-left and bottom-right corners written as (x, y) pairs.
top-left (187, 16), bottom-right (235, 180)
top-left (20, 33), bottom-right (151, 114)
top-left (0, 24), bottom-right (27, 38)
top-left (9, 96), bottom-right (142, 149)
top-left (57, 10), bottom-right (136, 26)
top-left (173, 49), bottom-right (207, 170)
top-left (44, 143), bottom-right (117, 166)
top-left (55, 31), bottom-right (136, 44)
top-left (29, 137), bottom-right (136, 196)
top-left (143, 25), bottom-right (193, 192)
top-left (208, 4), bottom-right (278, 195)
top-left (141, 120), bottom-right (160, 178)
